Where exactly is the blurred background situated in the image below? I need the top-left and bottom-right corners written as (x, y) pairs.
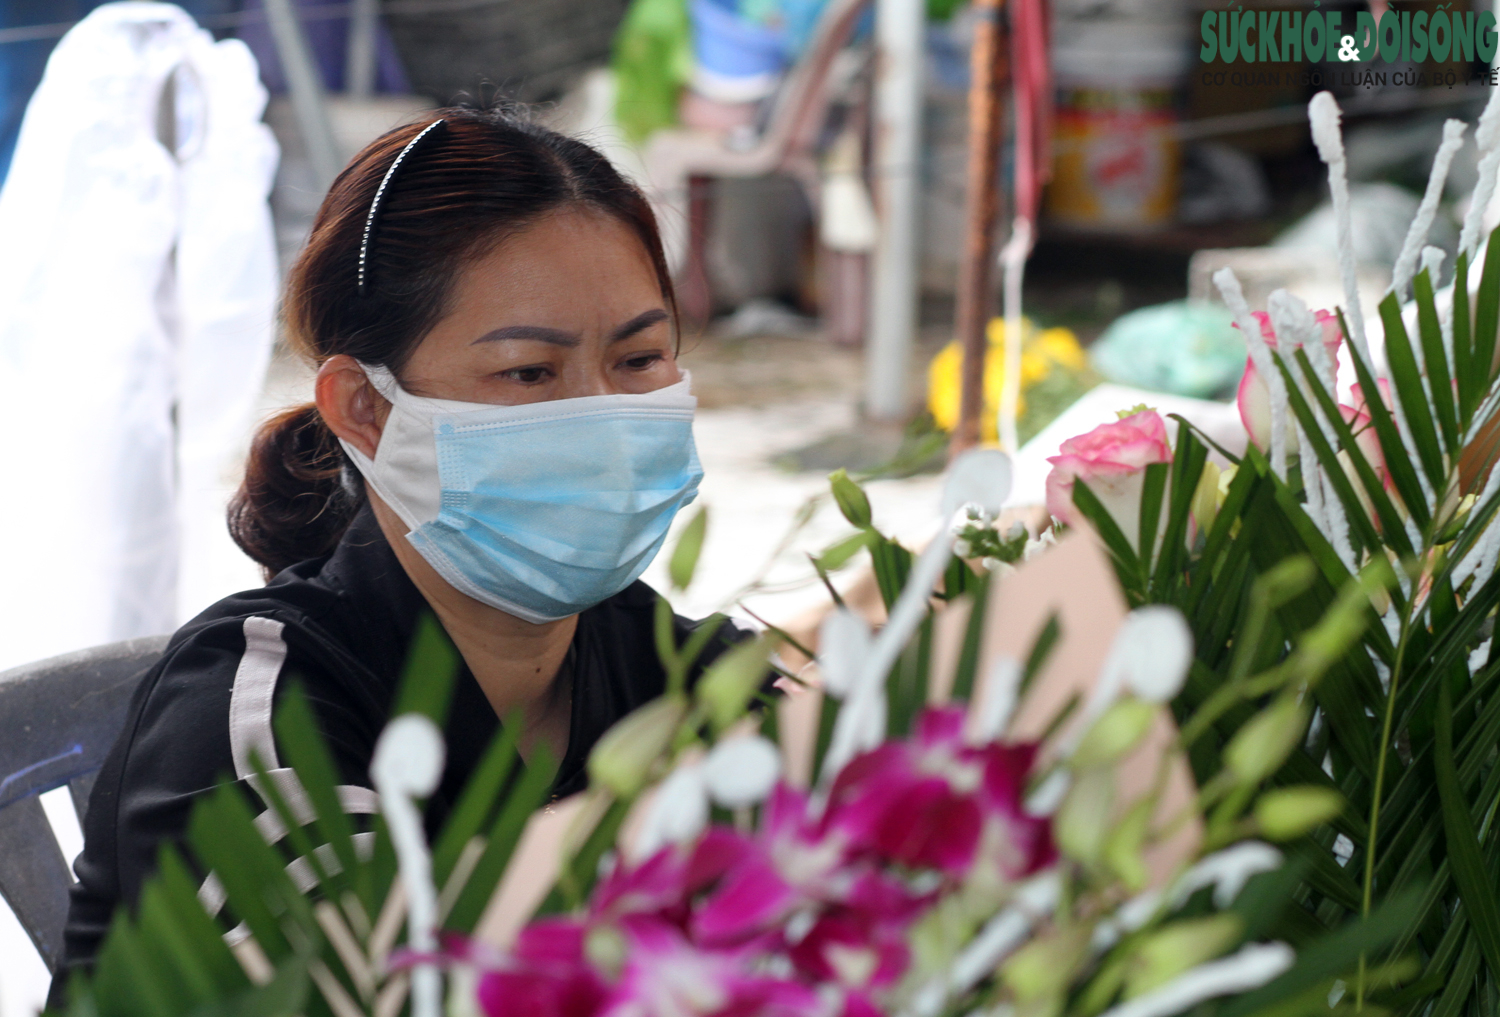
top-left (0, 0), bottom-right (1496, 1010)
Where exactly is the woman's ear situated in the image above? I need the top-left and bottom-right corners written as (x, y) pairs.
top-left (316, 355), bottom-right (390, 460)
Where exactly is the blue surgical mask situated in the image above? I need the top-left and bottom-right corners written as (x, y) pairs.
top-left (340, 365), bottom-right (703, 623)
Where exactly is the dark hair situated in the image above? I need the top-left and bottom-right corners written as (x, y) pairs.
top-left (229, 107), bottom-right (677, 576)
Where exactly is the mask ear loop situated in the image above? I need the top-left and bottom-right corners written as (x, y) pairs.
top-left (357, 118), bottom-right (448, 296)
top-left (357, 361), bottom-right (403, 401)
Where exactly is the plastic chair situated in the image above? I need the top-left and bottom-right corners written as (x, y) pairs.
top-left (0, 636), bottom-right (167, 972)
top-left (641, 0), bottom-right (873, 326)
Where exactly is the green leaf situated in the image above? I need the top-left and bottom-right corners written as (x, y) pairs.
top-left (1137, 460), bottom-right (1170, 581)
top-left (1263, 473), bottom-right (1355, 593)
top-left (868, 535), bottom-right (914, 612)
top-left (246, 745), bottom-right (339, 903)
top-left (1018, 612), bottom-right (1061, 703)
top-left (676, 613), bottom-right (734, 680)
top-left (1171, 412), bottom-right (1244, 465)
top-left (816, 530), bottom-right (872, 572)
top-left (1289, 349), bottom-right (1414, 561)
top-left (812, 689), bottom-right (841, 779)
top-left (886, 617), bottom-right (930, 738)
top-left (668, 506), bottom-right (708, 589)
top-left (1415, 267), bottom-right (1460, 453)
top-left (152, 849), bottom-right (248, 996)
top-left (1473, 224), bottom-right (1500, 385)
top-left (1186, 449), bottom-right (1262, 620)
top-left (192, 955), bottom-right (312, 1017)
top-left (1071, 478), bottom-right (1144, 602)
top-left (941, 553), bottom-right (978, 599)
top-left (133, 882), bottom-right (223, 1009)
top-left (1378, 290), bottom-right (1446, 490)
top-left (391, 612), bottom-right (460, 725)
top-left (1429, 936), bottom-right (1483, 1017)
top-left (1152, 425), bottom-right (1208, 599)
top-left (187, 784), bottom-right (306, 960)
top-left (91, 910), bottom-right (185, 1017)
top-left (432, 716), bottom-right (521, 885)
top-left (1217, 888), bottom-right (1424, 1017)
top-left (1229, 854), bottom-right (1311, 942)
top-left (1434, 678), bottom-right (1500, 984)
top-left (272, 685), bottom-right (363, 907)
top-left (1276, 351), bottom-right (1383, 556)
top-left (1343, 308), bottom-right (1432, 528)
top-left (1454, 249), bottom-right (1478, 416)
top-left (443, 745), bottom-right (558, 934)
top-left (949, 572), bottom-right (991, 702)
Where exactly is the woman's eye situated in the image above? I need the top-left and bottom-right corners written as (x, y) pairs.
top-left (621, 353), bottom-right (664, 371)
top-left (502, 366), bottom-right (552, 384)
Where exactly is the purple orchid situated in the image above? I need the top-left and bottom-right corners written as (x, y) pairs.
top-left (589, 841), bottom-right (695, 928)
top-left (687, 784), bottom-right (924, 949)
top-left (459, 708), bottom-right (1057, 1017)
top-left (599, 916), bottom-right (823, 1017)
top-left (825, 707), bottom-right (1054, 878)
top-left (473, 920), bottom-right (609, 1017)
top-left (786, 910), bottom-right (909, 993)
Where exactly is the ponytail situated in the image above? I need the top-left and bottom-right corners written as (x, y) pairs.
top-left (228, 405), bottom-right (362, 577)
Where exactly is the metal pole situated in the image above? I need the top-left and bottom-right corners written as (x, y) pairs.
top-left (951, 0), bottom-right (1007, 454)
top-left (263, 0), bottom-right (342, 193)
top-left (347, 0), bottom-right (380, 99)
top-left (862, 0), bottom-right (926, 422)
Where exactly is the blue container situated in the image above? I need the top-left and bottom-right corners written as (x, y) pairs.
top-left (690, 0), bottom-right (787, 81)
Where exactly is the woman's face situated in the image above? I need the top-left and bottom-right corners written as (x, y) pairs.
top-left (397, 206), bottom-right (680, 403)
top-left (320, 206), bottom-right (680, 458)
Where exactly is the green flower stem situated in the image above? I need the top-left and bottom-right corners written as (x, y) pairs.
top-left (1358, 596), bottom-right (1415, 1010)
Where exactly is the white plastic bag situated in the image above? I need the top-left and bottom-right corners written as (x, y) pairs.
top-left (0, 2), bottom-right (278, 669)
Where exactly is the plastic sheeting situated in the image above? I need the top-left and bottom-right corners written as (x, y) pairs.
top-left (0, 2), bottom-right (278, 670)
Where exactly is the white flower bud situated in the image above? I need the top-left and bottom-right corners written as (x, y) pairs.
top-left (703, 735), bottom-right (781, 808)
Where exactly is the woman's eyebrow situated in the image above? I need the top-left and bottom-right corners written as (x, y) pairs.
top-left (472, 325), bottom-right (579, 346)
top-left (608, 308), bottom-right (671, 343)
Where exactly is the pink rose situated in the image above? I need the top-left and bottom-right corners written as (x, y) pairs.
top-left (1045, 409), bottom-right (1172, 548)
top-left (1235, 310), bottom-right (1345, 453)
top-left (1313, 309), bottom-right (1344, 350)
top-left (1237, 358), bottom-right (1275, 453)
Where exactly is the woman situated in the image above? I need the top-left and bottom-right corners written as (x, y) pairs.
top-left (53, 107), bottom-right (740, 986)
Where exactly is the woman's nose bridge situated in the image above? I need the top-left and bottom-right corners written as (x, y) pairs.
top-left (561, 348), bottom-right (620, 397)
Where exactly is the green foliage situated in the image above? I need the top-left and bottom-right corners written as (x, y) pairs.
top-left (611, 0), bottom-right (691, 145)
top-left (55, 624), bottom-right (582, 1017)
top-left (823, 454), bottom-right (1408, 1016)
top-left (1067, 224), bottom-right (1500, 1016)
top-left (668, 506), bottom-right (708, 590)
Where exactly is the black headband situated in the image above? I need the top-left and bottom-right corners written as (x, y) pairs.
top-left (357, 118), bottom-right (448, 296)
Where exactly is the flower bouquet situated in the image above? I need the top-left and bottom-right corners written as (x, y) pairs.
top-left (55, 439), bottom-right (1401, 1017)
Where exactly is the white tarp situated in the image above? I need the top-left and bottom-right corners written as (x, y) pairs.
top-left (0, 2), bottom-right (278, 671)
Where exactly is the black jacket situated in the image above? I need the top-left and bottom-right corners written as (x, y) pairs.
top-left (52, 504), bottom-right (741, 997)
